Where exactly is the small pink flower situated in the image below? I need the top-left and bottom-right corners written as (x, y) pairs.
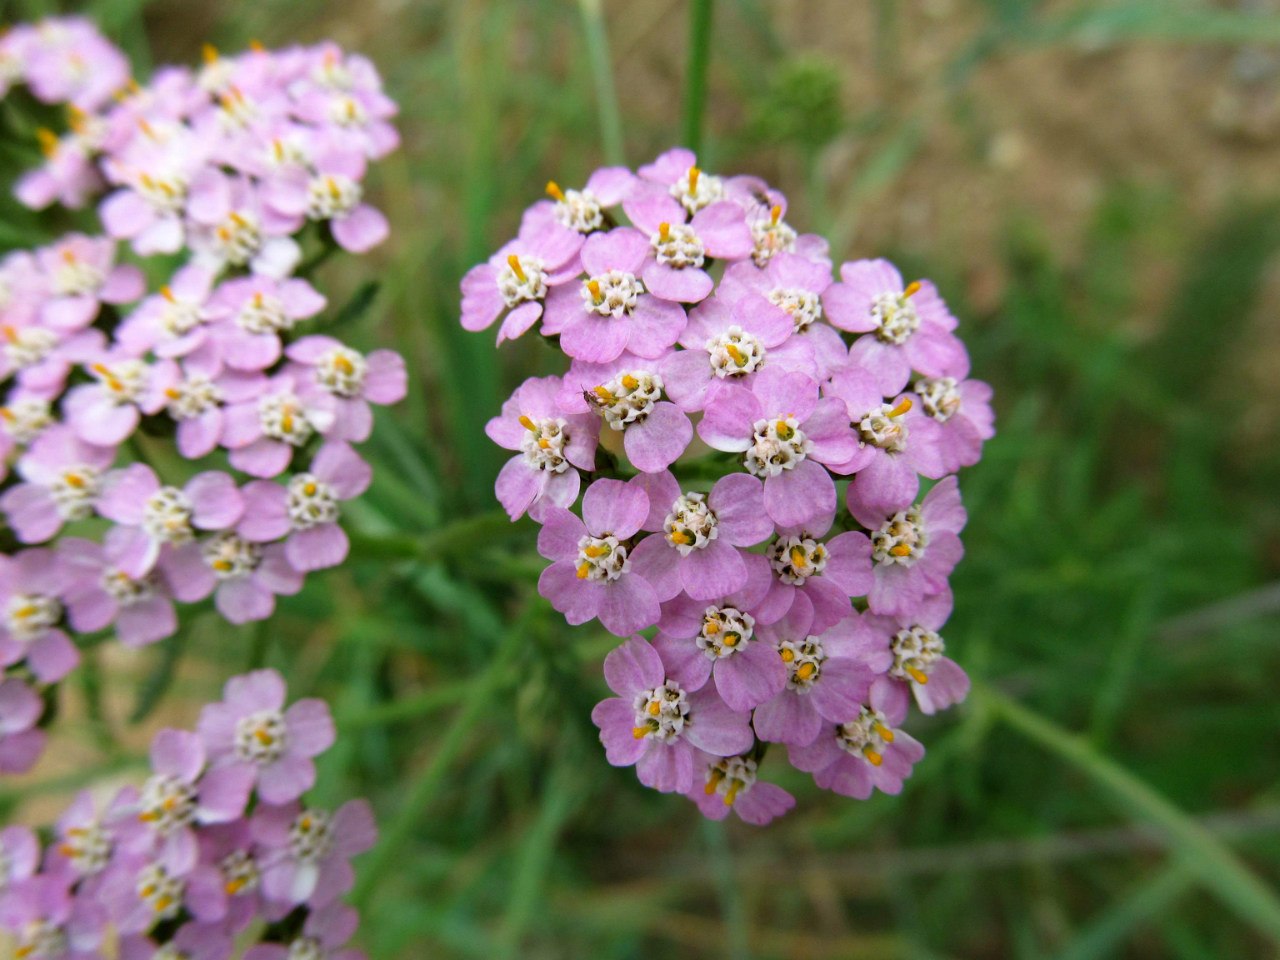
top-left (0, 548), bottom-right (78, 683)
top-left (867, 587), bottom-right (971, 717)
top-left (286, 335), bottom-right (407, 442)
top-left (685, 751), bottom-right (795, 825)
top-left (591, 637), bottom-right (755, 793)
top-left (197, 669), bottom-right (335, 805)
top-left (537, 479), bottom-right (661, 636)
top-left (114, 265), bottom-right (218, 357)
top-left (62, 350), bottom-right (156, 446)
top-left (486, 375), bottom-right (598, 521)
top-left (520, 167), bottom-right (634, 244)
top-left (204, 275), bottom-right (327, 371)
top-left (0, 874), bottom-right (107, 959)
top-left (0, 678), bottom-right (47, 775)
top-left (1, 425), bottom-right (116, 544)
top-left (96, 464), bottom-right (244, 577)
top-left (244, 905), bottom-right (365, 960)
top-left (186, 172), bottom-right (302, 278)
top-left (252, 799), bottom-right (376, 908)
top-left (220, 373), bottom-right (335, 478)
top-left (823, 259), bottom-right (967, 395)
top-left (908, 374), bottom-right (995, 473)
top-left (35, 234), bottom-right (144, 332)
top-left (459, 222), bottom-right (583, 343)
top-left (59, 532), bottom-right (181, 648)
top-left (698, 366), bottom-right (856, 528)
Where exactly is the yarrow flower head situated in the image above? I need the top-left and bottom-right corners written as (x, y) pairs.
top-left (462, 148), bottom-right (995, 822)
top-left (0, 21), bottom-right (406, 776)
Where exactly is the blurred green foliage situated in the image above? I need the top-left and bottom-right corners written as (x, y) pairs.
top-left (3, 0), bottom-right (1280, 957)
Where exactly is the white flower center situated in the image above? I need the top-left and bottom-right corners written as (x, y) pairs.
top-left (313, 55), bottom-right (354, 91)
top-left (52, 253), bottom-right (104, 297)
top-left (101, 567), bottom-right (154, 605)
top-left (553, 188), bottom-right (604, 233)
top-left (59, 821), bottom-right (111, 876)
top-left (138, 774), bottom-right (196, 836)
top-left (16, 921), bottom-right (66, 960)
top-left (159, 293), bottom-right (203, 337)
top-left (315, 346), bottom-right (367, 397)
top-left (744, 416), bottom-right (810, 478)
top-left (90, 360), bottom-right (148, 405)
top-left (288, 809), bottom-right (335, 865)
top-left (668, 167), bottom-right (724, 215)
top-left (330, 95), bottom-right (368, 127)
top-left (581, 270), bottom-right (643, 318)
top-left (519, 416), bottom-right (570, 473)
top-left (287, 939), bottom-right (324, 960)
top-left (891, 626), bottom-right (945, 685)
top-left (265, 136), bottom-right (310, 169)
top-left (767, 287), bottom-right (822, 332)
top-left (751, 217), bottom-right (797, 268)
top-left (164, 374), bottom-right (222, 421)
top-left (220, 849), bottom-right (261, 896)
top-left (0, 399), bottom-right (52, 443)
top-left (836, 706), bottom-right (896, 765)
top-left (871, 507), bottom-right (927, 566)
top-left (703, 755), bottom-right (757, 806)
top-left (915, 376), bottom-right (961, 423)
top-left (142, 486), bottom-right (194, 543)
top-left (287, 474), bottom-right (339, 530)
top-left (217, 87), bottom-right (258, 131)
top-left (214, 211), bottom-right (264, 266)
top-left (575, 535), bottom-right (628, 582)
top-left (3, 326), bottom-right (58, 369)
top-left (871, 290), bottom-right (921, 345)
top-left (591, 371), bottom-right (662, 430)
top-left (651, 223), bottom-right (705, 270)
top-left (633, 679), bottom-right (690, 743)
top-left (258, 392), bottom-right (315, 446)
top-left (779, 635), bottom-right (826, 691)
top-left (234, 709), bottom-right (289, 764)
top-left (202, 532), bottom-right (262, 580)
top-left (768, 535), bottom-right (828, 586)
top-left (706, 326), bottom-right (766, 378)
top-left (136, 172), bottom-right (188, 215)
top-left (697, 605), bottom-right (755, 660)
top-left (4, 593), bottom-right (61, 643)
top-left (307, 174), bottom-right (362, 220)
top-left (237, 291), bottom-right (293, 334)
top-left (858, 400), bottom-right (910, 453)
top-left (664, 493), bottom-right (719, 555)
top-left (497, 255), bottom-right (548, 308)
top-left (134, 862), bottom-right (184, 920)
top-left (49, 465), bottom-right (101, 521)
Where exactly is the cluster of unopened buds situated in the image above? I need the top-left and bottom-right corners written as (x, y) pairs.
top-left (465, 149), bottom-right (994, 823)
top-left (0, 669), bottom-right (376, 958)
top-left (0, 19), bottom-right (406, 773)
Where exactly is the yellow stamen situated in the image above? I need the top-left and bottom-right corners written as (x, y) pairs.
top-left (593, 385), bottom-right (614, 401)
top-left (225, 878), bottom-right (245, 895)
top-left (255, 728), bottom-right (274, 744)
top-left (725, 343), bottom-right (746, 366)
top-left (506, 254), bottom-right (526, 283)
top-left (582, 544), bottom-right (608, 558)
top-left (889, 544), bottom-right (913, 558)
top-left (906, 666), bottom-right (929, 685)
top-left (537, 438), bottom-right (550, 449)
top-left (620, 374), bottom-right (639, 391)
top-left (213, 559), bottom-right (233, 572)
top-left (887, 397), bottom-right (913, 419)
top-left (160, 285), bottom-right (175, 303)
top-left (724, 780), bottom-right (742, 806)
top-left (202, 43), bottom-right (219, 64)
top-left (518, 415), bottom-right (537, 431)
top-left (545, 180), bottom-right (565, 202)
top-left (873, 722), bottom-right (896, 742)
top-left (249, 39), bottom-right (265, 52)
top-left (334, 354), bottom-right (354, 374)
top-left (775, 419), bottom-right (794, 440)
top-left (669, 529), bottom-right (692, 546)
top-left (64, 473), bottom-right (85, 489)
top-left (632, 726), bottom-right (651, 739)
top-left (36, 128), bottom-right (58, 157)
top-left (688, 166), bottom-right (701, 195)
top-left (789, 545), bottom-right (808, 569)
top-left (1, 325), bottom-right (15, 342)
top-left (586, 279), bottom-right (603, 303)
top-left (576, 562), bottom-right (591, 580)
top-left (903, 280), bottom-right (922, 299)
top-left (303, 482), bottom-right (317, 496)
top-left (770, 204), bottom-right (782, 225)
top-left (138, 117), bottom-right (156, 139)
top-left (723, 633), bottom-right (739, 647)
top-left (702, 619), bottom-right (719, 635)
top-left (863, 748), bottom-right (883, 766)
top-left (779, 647), bottom-right (795, 663)
top-left (647, 701), bottom-right (660, 717)
top-left (153, 894), bottom-right (173, 912)
top-left (705, 769), bottom-right (725, 795)
top-left (795, 661), bottom-right (816, 682)
top-left (658, 222), bottom-right (671, 243)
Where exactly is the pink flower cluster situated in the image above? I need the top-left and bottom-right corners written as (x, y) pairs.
top-left (0, 21), bottom-right (407, 775)
top-left (0, 669), bottom-right (375, 959)
top-left (464, 149), bottom-right (994, 823)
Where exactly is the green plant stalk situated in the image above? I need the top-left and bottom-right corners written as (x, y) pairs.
top-left (682, 0), bottom-right (714, 154)
top-left (980, 682), bottom-right (1280, 943)
top-left (578, 0), bottom-right (626, 167)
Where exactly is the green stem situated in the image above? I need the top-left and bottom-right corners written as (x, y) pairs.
top-left (979, 682), bottom-right (1280, 943)
top-left (350, 631), bottom-right (519, 907)
top-left (345, 509), bottom-right (522, 562)
top-left (682, 0), bottom-right (714, 154)
top-left (577, 0), bottom-right (626, 167)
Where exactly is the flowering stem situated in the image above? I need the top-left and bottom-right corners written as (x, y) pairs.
top-left (577, 0), bottom-right (626, 167)
top-left (977, 682), bottom-right (1280, 943)
top-left (682, 0), bottom-right (715, 154)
